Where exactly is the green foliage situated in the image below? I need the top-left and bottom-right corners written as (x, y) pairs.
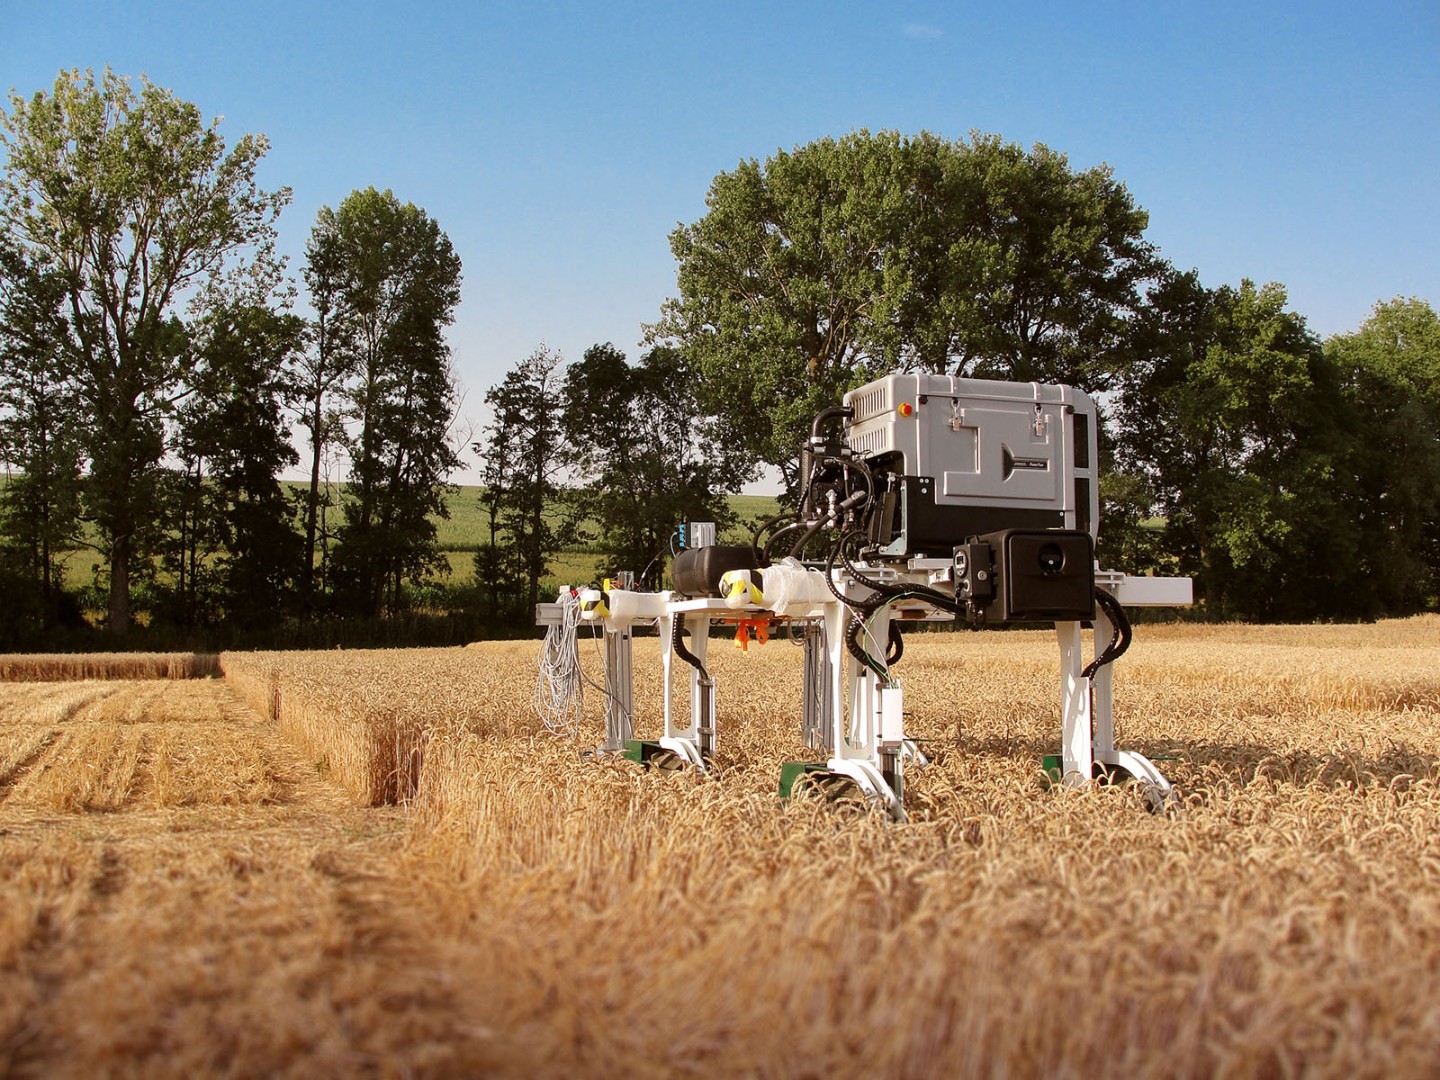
top-left (1324, 298), bottom-right (1440, 612)
top-left (0, 67), bottom-right (288, 634)
top-left (563, 343), bottom-right (750, 588)
top-left (308, 187), bottom-right (464, 618)
top-left (1095, 471), bottom-right (1171, 576)
top-left (1117, 276), bottom-right (1366, 619)
top-left (0, 240), bottom-right (84, 617)
top-left (475, 345), bottom-right (577, 622)
top-left (653, 130), bottom-right (1159, 486)
top-left (163, 302), bottom-right (308, 628)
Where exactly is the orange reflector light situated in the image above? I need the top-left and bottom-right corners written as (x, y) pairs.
top-left (897, 401), bottom-right (914, 417)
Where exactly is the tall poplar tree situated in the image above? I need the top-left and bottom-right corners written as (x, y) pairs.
top-left (305, 187), bottom-right (462, 617)
top-left (0, 68), bottom-right (288, 634)
top-left (476, 345), bottom-right (574, 621)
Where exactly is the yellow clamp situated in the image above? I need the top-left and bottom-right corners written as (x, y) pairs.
top-left (579, 587), bottom-right (609, 619)
top-left (720, 569), bottom-right (765, 609)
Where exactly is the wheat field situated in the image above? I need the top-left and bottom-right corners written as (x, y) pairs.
top-left (1, 617), bottom-right (1438, 1076)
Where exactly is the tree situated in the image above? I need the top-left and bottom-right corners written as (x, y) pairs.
top-left (297, 216), bottom-right (362, 613)
top-left (473, 407), bottom-right (523, 625)
top-left (651, 130), bottom-right (1160, 485)
top-left (1095, 470), bottom-right (1171, 578)
top-left (563, 343), bottom-right (747, 586)
top-left (308, 187), bottom-right (463, 617)
top-left (1116, 276), bottom-right (1359, 619)
top-left (476, 345), bottom-right (574, 623)
top-left (0, 240), bottom-right (83, 630)
top-left (1325, 298), bottom-right (1440, 612)
top-left (0, 68), bottom-right (288, 635)
top-left (152, 425), bottom-right (223, 631)
top-left (165, 302), bottom-right (307, 629)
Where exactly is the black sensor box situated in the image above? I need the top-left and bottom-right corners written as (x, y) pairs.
top-left (971, 528), bottom-right (1095, 623)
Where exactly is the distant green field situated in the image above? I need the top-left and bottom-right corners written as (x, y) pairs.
top-left (432, 486), bottom-right (780, 551)
top-left (5, 475), bottom-right (781, 593)
top-left (436, 487), bottom-right (782, 589)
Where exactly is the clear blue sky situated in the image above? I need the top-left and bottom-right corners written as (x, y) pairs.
top-left (5, 1), bottom-right (1438, 481)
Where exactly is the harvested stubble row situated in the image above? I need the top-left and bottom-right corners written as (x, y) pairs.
top-left (0, 680), bottom-right (285, 811)
top-left (0, 676), bottom-right (501, 1077)
top-left (221, 642), bottom-right (541, 805)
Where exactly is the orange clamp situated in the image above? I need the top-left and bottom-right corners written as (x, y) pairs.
top-left (733, 619), bottom-right (771, 652)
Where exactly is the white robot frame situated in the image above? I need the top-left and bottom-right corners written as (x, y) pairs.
top-left (551, 563), bottom-right (1189, 821)
top-left (539, 372), bottom-right (1191, 820)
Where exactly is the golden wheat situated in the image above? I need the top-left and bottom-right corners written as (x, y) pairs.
top-left (0, 653), bottom-right (221, 681)
top-left (399, 623), bottom-right (1440, 1077)
top-left (221, 641), bottom-right (542, 805)
top-left (2, 620), bottom-right (1438, 1076)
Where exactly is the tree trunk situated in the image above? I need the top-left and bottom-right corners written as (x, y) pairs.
top-left (302, 399), bottom-right (324, 616)
top-left (39, 526), bottom-right (52, 629)
top-left (108, 534), bottom-right (130, 637)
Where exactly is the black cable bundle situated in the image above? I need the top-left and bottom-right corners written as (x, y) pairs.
top-left (671, 613), bottom-right (711, 683)
top-left (1082, 587), bottom-right (1133, 678)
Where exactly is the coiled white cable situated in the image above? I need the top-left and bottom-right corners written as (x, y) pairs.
top-left (534, 589), bottom-right (584, 734)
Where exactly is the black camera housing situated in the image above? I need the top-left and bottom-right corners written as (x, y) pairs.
top-left (958, 528), bottom-right (1095, 624)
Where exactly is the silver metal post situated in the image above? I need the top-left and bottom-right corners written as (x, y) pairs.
top-left (802, 621), bottom-right (834, 751)
top-left (601, 626), bottom-right (633, 752)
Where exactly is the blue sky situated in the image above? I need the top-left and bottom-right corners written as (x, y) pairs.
top-left (5, 1), bottom-right (1438, 481)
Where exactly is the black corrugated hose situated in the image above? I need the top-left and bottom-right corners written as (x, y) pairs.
top-left (1082, 587), bottom-right (1132, 678)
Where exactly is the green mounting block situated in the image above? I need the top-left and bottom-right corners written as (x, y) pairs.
top-left (623, 739), bottom-right (666, 766)
top-left (1042, 753), bottom-right (1065, 785)
top-left (778, 761), bottom-right (833, 800)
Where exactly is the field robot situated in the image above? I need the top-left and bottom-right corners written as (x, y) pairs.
top-left (538, 372), bottom-right (1191, 820)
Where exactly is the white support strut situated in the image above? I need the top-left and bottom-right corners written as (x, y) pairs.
top-left (562, 564), bottom-right (1189, 819)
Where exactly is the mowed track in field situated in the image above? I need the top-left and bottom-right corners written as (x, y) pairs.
top-left (0, 679), bottom-right (508, 1077)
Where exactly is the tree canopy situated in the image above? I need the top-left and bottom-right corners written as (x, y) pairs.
top-left (1323, 298), bottom-right (1440, 611)
top-left (652, 130), bottom-right (1160, 484)
top-left (1116, 278), bottom-right (1356, 619)
top-left (0, 67), bottom-right (288, 634)
top-left (562, 343), bottom-right (748, 587)
top-left (308, 187), bottom-right (464, 618)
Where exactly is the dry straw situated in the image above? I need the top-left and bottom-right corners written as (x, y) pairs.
top-left (0, 653), bottom-right (220, 681)
top-left (1, 619), bottom-right (1437, 1075)
top-left (399, 620), bottom-right (1440, 1076)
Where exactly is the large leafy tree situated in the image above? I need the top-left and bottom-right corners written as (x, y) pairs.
top-left (652, 130), bottom-right (1159, 484)
top-left (1116, 276), bottom-right (1360, 619)
top-left (308, 187), bottom-right (463, 617)
top-left (563, 343), bottom-right (748, 587)
top-left (1325, 298), bottom-right (1440, 612)
top-left (0, 68), bottom-right (288, 635)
